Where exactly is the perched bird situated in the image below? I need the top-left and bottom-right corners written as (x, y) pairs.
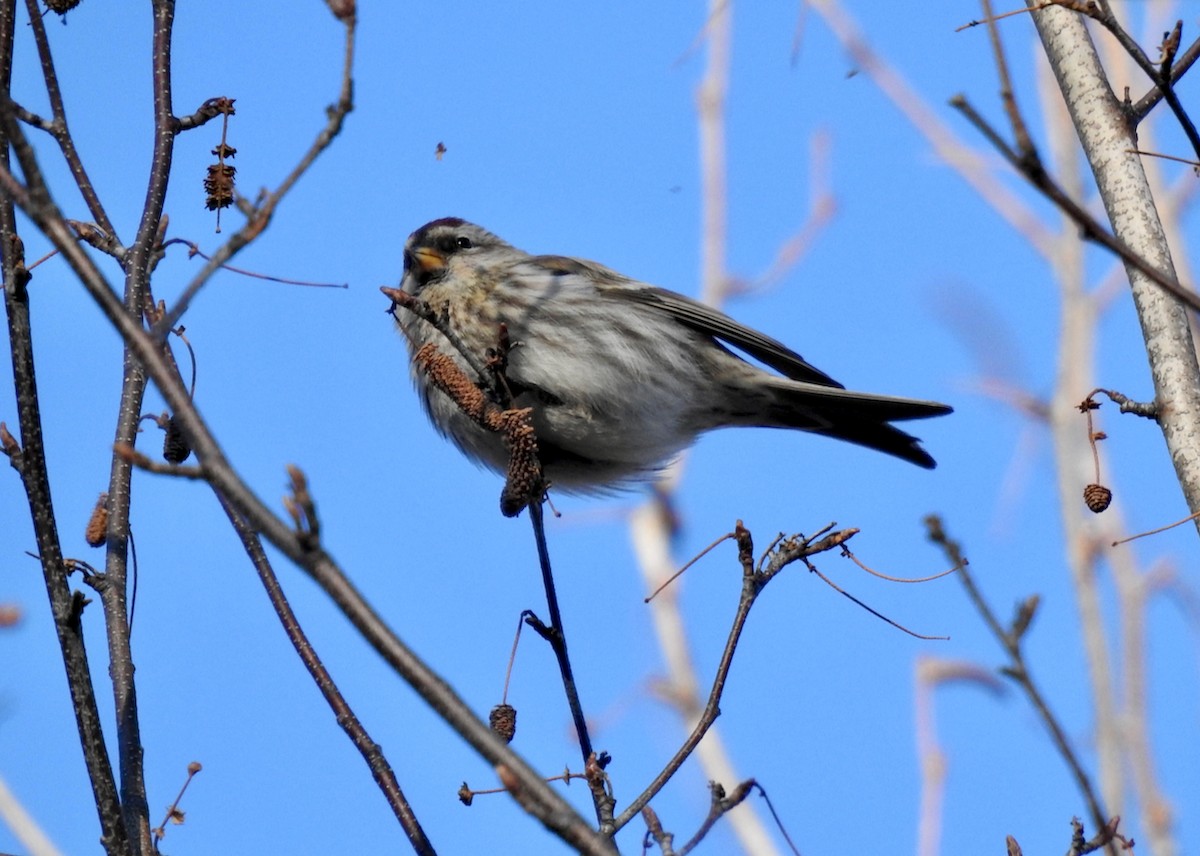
top-left (393, 218), bottom-right (951, 492)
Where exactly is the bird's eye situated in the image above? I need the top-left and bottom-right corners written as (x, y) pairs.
top-left (456, 236), bottom-right (473, 250)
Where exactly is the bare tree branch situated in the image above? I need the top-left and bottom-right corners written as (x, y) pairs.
top-left (925, 516), bottom-right (1116, 854)
top-left (214, 488), bottom-right (435, 854)
top-left (1029, 2), bottom-right (1200, 532)
top-left (20, 0), bottom-right (117, 240)
top-left (0, 6), bottom-right (128, 853)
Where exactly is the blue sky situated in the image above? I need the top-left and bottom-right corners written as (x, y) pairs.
top-left (2, 2), bottom-right (1198, 854)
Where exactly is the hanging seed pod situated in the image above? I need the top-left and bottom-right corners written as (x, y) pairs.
top-left (45, 0), bottom-right (83, 14)
top-left (203, 162), bottom-right (236, 211)
top-left (162, 415), bottom-right (192, 464)
top-left (84, 492), bottom-right (109, 547)
top-left (489, 703), bottom-right (517, 744)
top-left (1083, 483), bottom-right (1112, 513)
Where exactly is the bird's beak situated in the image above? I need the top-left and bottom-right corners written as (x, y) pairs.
top-left (408, 247), bottom-right (446, 275)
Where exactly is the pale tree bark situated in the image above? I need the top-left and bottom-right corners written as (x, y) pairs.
top-left (1032, 3), bottom-right (1200, 529)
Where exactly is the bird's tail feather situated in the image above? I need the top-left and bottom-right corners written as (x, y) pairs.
top-left (758, 380), bottom-right (952, 469)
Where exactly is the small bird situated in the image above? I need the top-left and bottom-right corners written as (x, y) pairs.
top-left (393, 218), bottom-right (951, 492)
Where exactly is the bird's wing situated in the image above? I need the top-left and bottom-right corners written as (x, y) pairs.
top-left (521, 255), bottom-right (841, 387)
top-left (603, 282), bottom-right (844, 389)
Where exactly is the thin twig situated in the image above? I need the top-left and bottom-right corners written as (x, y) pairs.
top-left (955, 1), bottom-right (1056, 32)
top-left (525, 502), bottom-right (600, 817)
top-left (641, 805), bottom-right (673, 855)
top-left (502, 612), bottom-right (531, 705)
top-left (214, 491), bottom-right (434, 854)
top-left (115, 444), bottom-right (204, 479)
top-left (159, 238), bottom-right (348, 288)
top-left (1088, 386), bottom-right (1158, 419)
top-left (1131, 34), bottom-right (1200, 122)
top-left (613, 523), bottom-right (761, 831)
top-left (951, 94), bottom-right (1200, 314)
top-left (980, 0), bottom-right (1034, 156)
top-left (382, 286), bottom-right (496, 399)
top-left (808, 564), bottom-right (949, 640)
top-left (21, 0), bottom-right (117, 240)
top-left (678, 780), bottom-right (755, 855)
top-left (152, 15), bottom-right (356, 336)
top-left (6, 98), bottom-right (52, 131)
top-left (150, 762), bottom-right (200, 850)
top-left (1128, 148), bottom-right (1200, 170)
top-left (615, 521), bottom-right (825, 831)
top-left (173, 96), bottom-right (237, 132)
top-left (924, 516), bottom-right (1113, 841)
top-left (645, 531), bottom-right (736, 602)
top-left (676, 779), bottom-right (801, 856)
top-left (1074, 3), bottom-right (1200, 160)
top-left (840, 547), bottom-right (961, 583)
top-left (1111, 509), bottom-right (1200, 546)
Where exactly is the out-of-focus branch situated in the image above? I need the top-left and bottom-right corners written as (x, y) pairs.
top-left (742, 129), bottom-right (837, 295)
top-left (1035, 56), bottom-right (1128, 818)
top-left (914, 658), bottom-right (1006, 856)
top-left (1119, 560), bottom-right (1178, 854)
top-left (0, 772), bottom-right (61, 856)
top-left (697, 0), bottom-right (729, 307)
top-left (809, 0), bottom-right (1056, 258)
top-left (924, 516), bottom-right (1115, 851)
top-left (618, 520), bottom-right (762, 832)
top-left (630, 2), bottom-right (779, 852)
top-left (950, 94), bottom-right (1200, 316)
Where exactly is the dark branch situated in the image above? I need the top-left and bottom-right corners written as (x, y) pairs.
top-left (924, 516), bottom-right (1116, 844)
top-left (951, 94), bottom-right (1200, 314)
